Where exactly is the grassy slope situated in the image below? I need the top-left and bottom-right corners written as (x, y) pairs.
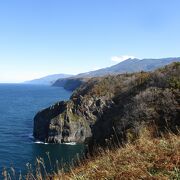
top-left (57, 130), bottom-right (180, 180)
top-left (5, 132), bottom-right (178, 179)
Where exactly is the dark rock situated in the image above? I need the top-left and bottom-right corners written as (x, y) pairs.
top-left (33, 94), bottom-right (113, 143)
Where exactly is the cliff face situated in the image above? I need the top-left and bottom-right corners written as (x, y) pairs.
top-left (33, 62), bottom-right (180, 147)
top-left (33, 93), bottom-right (114, 143)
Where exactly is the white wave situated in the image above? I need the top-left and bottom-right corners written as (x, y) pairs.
top-left (34, 141), bottom-right (49, 145)
top-left (64, 142), bottom-right (76, 145)
top-left (33, 140), bottom-right (76, 145)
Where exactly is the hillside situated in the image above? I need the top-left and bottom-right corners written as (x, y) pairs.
top-left (24, 74), bottom-right (73, 85)
top-left (52, 57), bottom-right (180, 91)
top-left (33, 62), bottom-right (180, 149)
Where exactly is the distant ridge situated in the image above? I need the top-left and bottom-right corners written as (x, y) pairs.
top-left (24, 57), bottom-right (180, 87)
top-left (24, 74), bottom-right (73, 85)
top-left (74, 57), bottom-right (180, 78)
top-left (53, 57), bottom-right (180, 90)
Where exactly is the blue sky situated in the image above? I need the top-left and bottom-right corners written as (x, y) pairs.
top-left (0, 0), bottom-right (180, 82)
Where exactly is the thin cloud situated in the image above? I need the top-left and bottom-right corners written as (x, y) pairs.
top-left (111, 55), bottom-right (136, 63)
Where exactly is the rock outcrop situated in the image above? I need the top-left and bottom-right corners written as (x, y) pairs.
top-left (33, 93), bottom-right (114, 143)
top-left (33, 62), bottom-right (180, 149)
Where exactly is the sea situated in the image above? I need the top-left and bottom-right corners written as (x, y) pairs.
top-left (0, 84), bottom-right (84, 177)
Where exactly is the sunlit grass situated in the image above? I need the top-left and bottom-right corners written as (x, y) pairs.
top-left (57, 130), bottom-right (179, 180)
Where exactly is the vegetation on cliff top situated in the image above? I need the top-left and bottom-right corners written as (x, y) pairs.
top-left (56, 130), bottom-right (180, 180)
top-left (72, 62), bottom-right (180, 99)
top-left (70, 62), bottom-right (180, 148)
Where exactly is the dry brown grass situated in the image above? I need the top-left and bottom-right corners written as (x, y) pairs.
top-left (2, 130), bottom-right (180, 180)
top-left (55, 131), bottom-right (180, 180)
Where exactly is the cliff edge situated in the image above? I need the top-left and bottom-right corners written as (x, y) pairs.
top-left (33, 62), bottom-right (180, 148)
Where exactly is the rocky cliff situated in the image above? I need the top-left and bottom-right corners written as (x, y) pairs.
top-left (33, 88), bottom-right (114, 143)
top-left (33, 62), bottom-right (180, 148)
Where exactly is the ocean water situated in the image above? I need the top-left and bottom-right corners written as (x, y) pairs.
top-left (0, 84), bottom-right (84, 176)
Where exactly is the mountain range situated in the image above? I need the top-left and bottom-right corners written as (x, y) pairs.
top-left (74, 57), bottom-right (180, 77)
top-left (53, 57), bottom-right (180, 90)
top-left (25, 57), bottom-right (180, 87)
